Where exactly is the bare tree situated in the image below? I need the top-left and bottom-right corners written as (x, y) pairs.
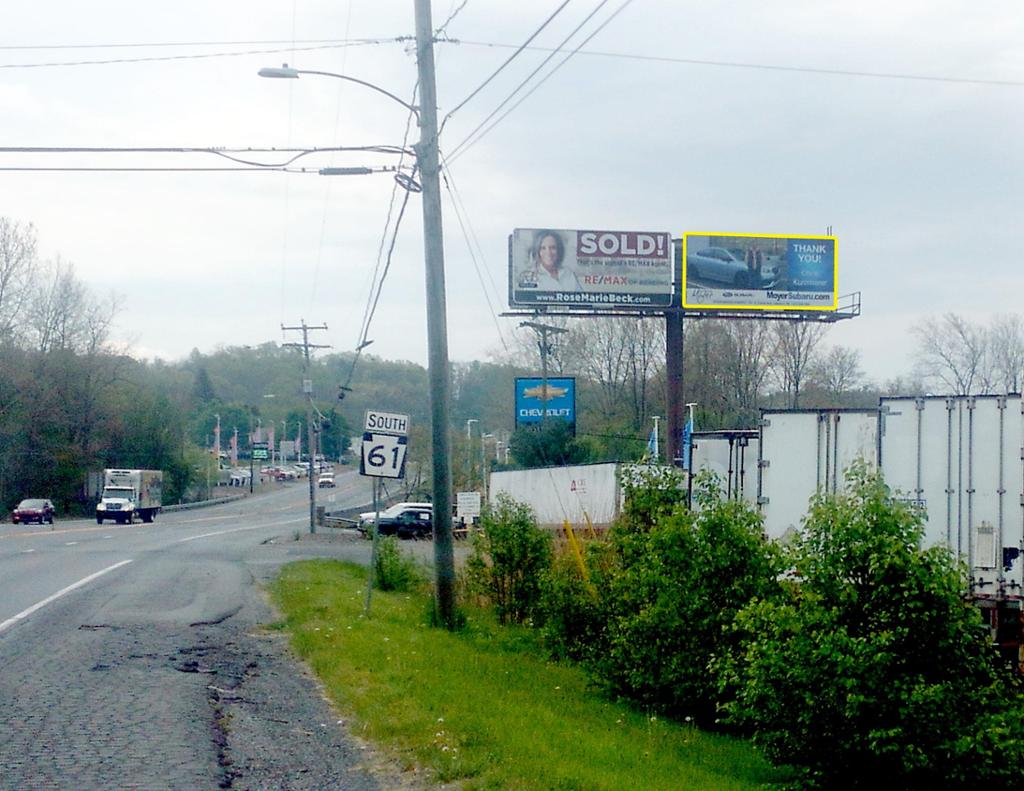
top-left (720, 319), bottom-right (773, 424)
top-left (810, 345), bottom-right (864, 402)
top-left (987, 313), bottom-right (1024, 393)
top-left (0, 217), bottom-right (39, 342)
top-left (911, 313), bottom-right (991, 395)
top-left (770, 321), bottom-right (828, 408)
top-left (28, 258), bottom-right (116, 355)
top-left (564, 318), bottom-right (633, 422)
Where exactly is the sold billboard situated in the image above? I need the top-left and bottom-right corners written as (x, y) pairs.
top-left (509, 229), bottom-right (673, 309)
top-left (682, 232), bottom-right (837, 311)
top-left (515, 377), bottom-right (576, 429)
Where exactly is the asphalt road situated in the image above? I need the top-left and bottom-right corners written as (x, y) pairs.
top-left (0, 471), bottom-right (438, 790)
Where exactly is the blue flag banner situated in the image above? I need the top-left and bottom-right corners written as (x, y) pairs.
top-left (682, 417), bottom-right (693, 470)
top-left (646, 427), bottom-right (657, 459)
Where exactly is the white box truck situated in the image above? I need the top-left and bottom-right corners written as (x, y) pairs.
top-left (96, 468), bottom-right (163, 524)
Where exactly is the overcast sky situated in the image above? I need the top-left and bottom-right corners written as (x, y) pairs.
top-left (3, 1), bottom-right (1021, 385)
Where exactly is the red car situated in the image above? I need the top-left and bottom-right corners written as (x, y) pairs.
top-left (13, 498), bottom-right (55, 525)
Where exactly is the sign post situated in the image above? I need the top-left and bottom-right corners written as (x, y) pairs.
top-left (361, 410), bottom-right (411, 615)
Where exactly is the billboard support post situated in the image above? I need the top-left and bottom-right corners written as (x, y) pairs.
top-left (666, 308), bottom-right (684, 467)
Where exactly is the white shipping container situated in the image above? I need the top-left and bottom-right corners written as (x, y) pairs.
top-left (758, 409), bottom-right (879, 540)
top-left (879, 395), bottom-right (1024, 599)
top-left (488, 462), bottom-right (623, 528)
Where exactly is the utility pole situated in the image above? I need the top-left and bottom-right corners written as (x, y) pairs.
top-left (465, 419), bottom-right (478, 491)
top-left (414, 0), bottom-right (457, 629)
top-left (520, 321), bottom-right (568, 423)
top-left (282, 320), bottom-right (329, 534)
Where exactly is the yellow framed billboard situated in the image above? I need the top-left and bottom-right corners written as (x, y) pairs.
top-left (682, 232), bottom-right (837, 311)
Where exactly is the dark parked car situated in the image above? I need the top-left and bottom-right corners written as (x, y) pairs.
top-left (376, 508), bottom-right (433, 540)
top-left (13, 498), bottom-right (55, 525)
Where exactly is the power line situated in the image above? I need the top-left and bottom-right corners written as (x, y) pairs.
top-left (341, 84), bottom-right (421, 397)
top-left (434, 1), bottom-right (471, 37)
top-left (0, 40), bottom-right (390, 70)
top-left (440, 0), bottom-right (573, 131)
top-left (0, 38), bottom-right (381, 51)
top-left (440, 158), bottom-right (509, 353)
top-left (448, 0), bottom-right (635, 163)
top-left (454, 40), bottom-right (1024, 89)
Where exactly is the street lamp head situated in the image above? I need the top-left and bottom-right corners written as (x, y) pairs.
top-left (258, 65), bottom-right (299, 79)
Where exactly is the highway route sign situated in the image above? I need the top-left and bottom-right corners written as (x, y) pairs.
top-left (360, 432), bottom-right (408, 479)
top-left (363, 410), bottom-right (410, 436)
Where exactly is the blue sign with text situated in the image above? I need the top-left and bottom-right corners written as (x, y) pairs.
top-left (515, 377), bottom-right (576, 428)
top-left (786, 238), bottom-right (835, 291)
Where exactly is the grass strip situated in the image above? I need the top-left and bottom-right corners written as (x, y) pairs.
top-left (270, 559), bottom-right (789, 790)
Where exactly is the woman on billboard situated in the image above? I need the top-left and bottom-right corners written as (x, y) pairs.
top-left (518, 230), bottom-right (581, 291)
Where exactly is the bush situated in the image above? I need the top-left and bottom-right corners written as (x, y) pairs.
top-left (718, 461), bottom-right (1024, 789)
top-left (586, 479), bottom-right (781, 724)
top-left (374, 535), bottom-right (422, 592)
top-left (465, 494), bottom-right (552, 625)
top-left (615, 464), bottom-right (686, 534)
top-left (537, 547), bottom-right (605, 662)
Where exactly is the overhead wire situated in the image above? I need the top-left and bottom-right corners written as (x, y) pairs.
top-left (447, 0), bottom-right (636, 164)
top-left (439, 0), bottom-right (573, 133)
top-left (440, 155), bottom-right (507, 354)
top-left (311, 1), bottom-right (357, 312)
top-left (435, 1), bottom-right (471, 37)
top-left (453, 40), bottom-right (1024, 89)
top-left (0, 38), bottom-right (380, 51)
top-left (0, 41), bottom-right (393, 70)
top-left (340, 83), bottom-right (421, 395)
top-left (441, 157), bottom-right (506, 307)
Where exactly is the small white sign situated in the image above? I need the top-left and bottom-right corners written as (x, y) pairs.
top-left (364, 410), bottom-right (410, 436)
top-left (360, 433), bottom-right (408, 479)
top-left (456, 491), bottom-right (482, 519)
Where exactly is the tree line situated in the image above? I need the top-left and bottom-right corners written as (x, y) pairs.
top-left (1, 215), bottom-right (1016, 513)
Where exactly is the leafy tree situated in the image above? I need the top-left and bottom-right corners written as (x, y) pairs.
top-left (718, 462), bottom-right (1024, 789)
top-left (466, 493), bottom-right (552, 625)
top-left (508, 421), bottom-right (589, 468)
top-left (191, 365), bottom-right (218, 404)
top-left (577, 471), bottom-right (781, 724)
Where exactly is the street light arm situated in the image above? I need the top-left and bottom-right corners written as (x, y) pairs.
top-left (258, 65), bottom-right (419, 118)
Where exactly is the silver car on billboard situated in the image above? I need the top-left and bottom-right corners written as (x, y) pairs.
top-left (685, 246), bottom-right (779, 288)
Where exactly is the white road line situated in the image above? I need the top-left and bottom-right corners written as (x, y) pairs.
top-left (65, 542), bottom-right (78, 546)
top-left (175, 517), bottom-right (307, 543)
top-left (0, 559), bottom-right (133, 634)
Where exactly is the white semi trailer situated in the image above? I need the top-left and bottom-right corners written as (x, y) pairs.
top-left (488, 462), bottom-right (626, 530)
top-left (878, 395), bottom-right (1023, 601)
top-left (758, 408), bottom-right (880, 541)
top-left (756, 396), bottom-right (1023, 667)
top-left (690, 430), bottom-right (759, 505)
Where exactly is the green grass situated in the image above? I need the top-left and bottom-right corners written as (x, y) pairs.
top-left (270, 559), bottom-right (789, 790)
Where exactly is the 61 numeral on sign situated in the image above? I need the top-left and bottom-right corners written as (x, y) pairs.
top-left (360, 433), bottom-right (408, 479)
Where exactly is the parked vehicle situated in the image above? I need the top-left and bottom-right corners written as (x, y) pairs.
top-left (376, 507), bottom-right (433, 540)
top-left (358, 502), bottom-right (432, 532)
top-left (96, 469), bottom-right (162, 524)
top-left (686, 246), bottom-right (779, 288)
top-left (12, 498), bottom-right (55, 525)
